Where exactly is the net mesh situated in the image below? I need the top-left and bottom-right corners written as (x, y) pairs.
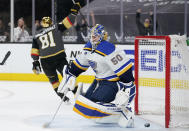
top-left (136, 35), bottom-right (189, 128)
top-left (169, 35), bottom-right (189, 128)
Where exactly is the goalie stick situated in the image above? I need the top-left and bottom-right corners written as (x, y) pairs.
top-left (0, 51), bottom-right (11, 65)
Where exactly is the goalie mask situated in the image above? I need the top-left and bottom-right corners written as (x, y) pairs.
top-left (90, 24), bottom-right (106, 49)
top-left (41, 17), bottom-right (53, 28)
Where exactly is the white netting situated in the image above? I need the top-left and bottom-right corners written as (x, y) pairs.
top-left (169, 35), bottom-right (189, 128)
top-left (136, 35), bottom-right (189, 128)
top-left (137, 38), bottom-right (166, 115)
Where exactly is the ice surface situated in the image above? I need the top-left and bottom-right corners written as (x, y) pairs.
top-left (0, 81), bottom-right (188, 131)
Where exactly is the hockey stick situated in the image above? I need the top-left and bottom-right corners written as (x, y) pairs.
top-left (43, 66), bottom-right (71, 128)
top-left (0, 51), bottom-right (11, 65)
top-left (43, 95), bottom-right (66, 128)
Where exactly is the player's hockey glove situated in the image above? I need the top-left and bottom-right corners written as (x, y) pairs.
top-left (32, 61), bottom-right (41, 75)
top-left (57, 65), bottom-right (76, 99)
top-left (70, 2), bottom-right (81, 16)
top-left (54, 88), bottom-right (70, 102)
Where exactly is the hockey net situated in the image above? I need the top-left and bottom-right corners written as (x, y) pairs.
top-left (134, 35), bottom-right (189, 128)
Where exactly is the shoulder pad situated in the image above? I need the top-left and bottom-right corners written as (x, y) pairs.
top-left (95, 41), bottom-right (115, 56)
top-left (83, 41), bottom-right (92, 51)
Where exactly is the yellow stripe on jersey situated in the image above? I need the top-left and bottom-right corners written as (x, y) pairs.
top-left (40, 50), bottom-right (65, 59)
top-left (62, 17), bottom-right (73, 29)
top-left (108, 77), bottom-right (120, 81)
top-left (95, 50), bottom-right (106, 56)
top-left (73, 61), bottom-right (88, 71)
top-left (117, 63), bottom-right (132, 76)
top-left (96, 77), bottom-right (119, 82)
top-left (31, 48), bottom-right (39, 56)
top-left (83, 48), bottom-right (92, 51)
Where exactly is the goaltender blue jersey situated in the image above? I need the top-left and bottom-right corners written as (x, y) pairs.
top-left (69, 40), bottom-right (134, 83)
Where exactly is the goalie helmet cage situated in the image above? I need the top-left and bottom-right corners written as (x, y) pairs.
top-left (134, 35), bottom-right (189, 128)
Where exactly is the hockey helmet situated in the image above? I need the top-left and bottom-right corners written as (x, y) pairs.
top-left (90, 24), bottom-right (105, 41)
top-left (90, 24), bottom-right (106, 47)
top-left (41, 17), bottom-right (52, 27)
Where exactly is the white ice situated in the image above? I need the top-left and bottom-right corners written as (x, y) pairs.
top-left (0, 81), bottom-right (188, 131)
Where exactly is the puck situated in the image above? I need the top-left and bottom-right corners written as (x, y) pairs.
top-left (144, 123), bottom-right (150, 127)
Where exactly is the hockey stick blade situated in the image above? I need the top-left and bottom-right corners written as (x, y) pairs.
top-left (0, 51), bottom-right (11, 65)
top-left (42, 95), bottom-right (66, 128)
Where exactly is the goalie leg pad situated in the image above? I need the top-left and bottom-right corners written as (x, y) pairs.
top-left (74, 82), bottom-right (84, 100)
top-left (128, 86), bottom-right (136, 105)
top-left (118, 107), bottom-right (134, 128)
top-left (73, 95), bottom-right (135, 128)
top-left (73, 95), bottom-right (121, 123)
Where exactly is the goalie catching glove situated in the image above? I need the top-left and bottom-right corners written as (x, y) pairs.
top-left (32, 61), bottom-right (41, 75)
top-left (57, 65), bottom-right (76, 100)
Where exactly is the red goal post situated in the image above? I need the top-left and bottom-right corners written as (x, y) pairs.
top-left (134, 35), bottom-right (189, 128)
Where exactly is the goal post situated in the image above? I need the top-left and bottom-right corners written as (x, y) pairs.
top-left (134, 35), bottom-right (189, 128)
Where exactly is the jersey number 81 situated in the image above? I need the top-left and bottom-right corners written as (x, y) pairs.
top-left (39, 31), bottom-right (56, 49)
